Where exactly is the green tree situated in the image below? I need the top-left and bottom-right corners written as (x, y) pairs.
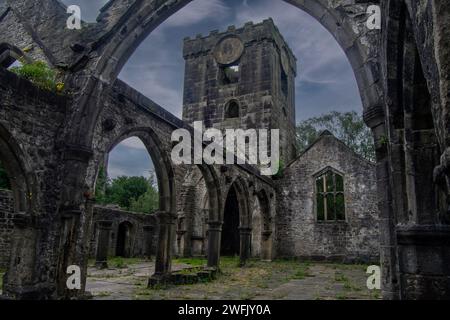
top-left (0, 161), bottom-right (11, 190)
top-left (104, 176), bottom-right (150, 210)
top-left (130, 172), bottom-right (159, 214)
top-left (295, 111), bottom-right (375, 161)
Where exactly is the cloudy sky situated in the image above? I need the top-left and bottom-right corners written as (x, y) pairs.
top-left (61, 0), bottom-right (362, 178)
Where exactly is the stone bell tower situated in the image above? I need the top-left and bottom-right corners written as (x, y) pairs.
top-left (182, 18), bottom-right (298, 164)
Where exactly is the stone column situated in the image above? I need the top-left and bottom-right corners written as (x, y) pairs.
top-left (57, 209), bottom-right (83, 298)
top-left (364, 105), bottom-right (400, 300)
top-left (261, 230), bottom-right (273, 261)
top-left (2, 213), bottom-right (41, 299)
top-left (148, 211), bottom-right (176, 286)
top-left (239, 227), bottom-right (252, 266)
top-left (206, 221), bottom-right (222, 269)
top-left (95, 221), bottom-right (112, 269)
top-left (143, 225), bottom-right (154, 260)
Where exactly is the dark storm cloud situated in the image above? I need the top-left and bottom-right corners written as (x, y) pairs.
top-left (62, 0), bottom-right (363, 177)
top-left (107, 138), bottom-right (154, 179)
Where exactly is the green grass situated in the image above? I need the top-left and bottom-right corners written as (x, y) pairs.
top-left (173, 257), bottom-right (207, 267)
top-left (335, 293), bottom-right (349, 300)
top-left (108, 257), bottom-right (141, 268)
top-left (291, 263), bottom-right (312, 280)
top-left (95, 291), bottom-right (111, 297)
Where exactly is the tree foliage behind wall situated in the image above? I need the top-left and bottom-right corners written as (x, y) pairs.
top-left (295, 111), bottom-right (375, 162)
top-left (95, 166), bottom-right (159, 214)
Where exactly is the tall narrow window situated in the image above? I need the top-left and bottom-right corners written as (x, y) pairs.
top-left (280, 64), bottom-right (288, 97)
top-left (315, 169), bottom-right (345, 221)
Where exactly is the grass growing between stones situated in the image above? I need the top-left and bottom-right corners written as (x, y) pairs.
top-left (133, 258), bottom-right (322, 300)
top-left (173, 257), bottom-right (207, 267)
top-left (86, 258), bottom-right (381, 300)
top-left (88, 257), bottom-right (142, 268)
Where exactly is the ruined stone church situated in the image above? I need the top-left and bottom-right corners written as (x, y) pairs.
top-left (0, 0), bottom-right (448, 300)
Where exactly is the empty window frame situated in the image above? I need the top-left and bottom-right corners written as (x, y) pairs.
top-left (220, 63), bottom-right (240, 85)
top-left (315, 169), bottom-right (345, 221)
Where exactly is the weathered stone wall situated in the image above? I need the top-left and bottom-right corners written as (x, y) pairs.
top-left (0, 189), bottom-right (13, 268)
top-left (89, 206), bottom-right (158, 259)
top-left (275, 132), bottom-right (380, 263)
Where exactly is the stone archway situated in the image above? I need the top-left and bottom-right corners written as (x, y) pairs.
top-left (0, 124), bottom-right (40, 299)
top-left (221, 185), bottom-right (240, 256)
top-left (116, 221), bottom-right (134, 258)
top-left (58, 0), bottom-right (381, 158)
top-left (220, 179), bottom-right (251, 266)
top-left (98, 129), bottom-right (177, 285)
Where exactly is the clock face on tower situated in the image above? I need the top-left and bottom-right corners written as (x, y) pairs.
top-left (213, 36), bottom-right (245, 65)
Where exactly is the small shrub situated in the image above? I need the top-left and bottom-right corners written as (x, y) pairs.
top-left (111, 257), bottom-right (126, 268)
top-left (10, 60), bottom-right (63, 93)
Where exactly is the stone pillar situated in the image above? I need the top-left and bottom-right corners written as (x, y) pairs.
top-left (143, 225), bottom-right (154, 260)
top-left (95, 221), bottom-right (112, 269)
top-left (364, 105), bottom-right (400, 300)
top-left (148, 212), bottom-right (176, 286)
top-left (206, 221), bottom-right (222, 269)
top-left (2, 213), bottom-right (43, 299)
top-left (57, 209), bottom-right (83, 299)
top-left (397, 226), bottom-right (450, 299)
top-left (239, 227), bottom-right (252, 266)
top-left (261, 230), bottom-right (273, 261)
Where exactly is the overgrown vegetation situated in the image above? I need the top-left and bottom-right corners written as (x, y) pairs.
top-left (95, 166), bottom-right (159, 214)
top-left (0, 161), bottom-right (11, 190)
top-left (126, 259), bottom-right (377, 300)
top-left (9, 60), bottom-right (64, 93)
top-left (296, 111), bottom-right (375, 161)
top-left (174, 257), bottom-right (207, 267)
top-left (109, 257), bottom-right (141, 269)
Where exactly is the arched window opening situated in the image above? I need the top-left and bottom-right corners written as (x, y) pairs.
top-left (315, 169), bottom-right (345, 221)
top-left (116, 221), bottom-right (133, 258)
top-left (220, 63), bottom-right (240, 85)
top-left (224, 100), bottom-right (240, 119)
top-left (96, 137), bottom-right (159, 214)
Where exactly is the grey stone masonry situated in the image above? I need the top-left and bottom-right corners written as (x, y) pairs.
top-left (0, 189), bottom-right (13, 268)
top-left (275, 132), bottom-right (380, 264)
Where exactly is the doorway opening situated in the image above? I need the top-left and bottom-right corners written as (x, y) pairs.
top-left (221, 185), bottom-right (240, 256)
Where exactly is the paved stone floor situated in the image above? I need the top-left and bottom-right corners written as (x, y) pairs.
top-left (85, 257), bottom-right (381, 300)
